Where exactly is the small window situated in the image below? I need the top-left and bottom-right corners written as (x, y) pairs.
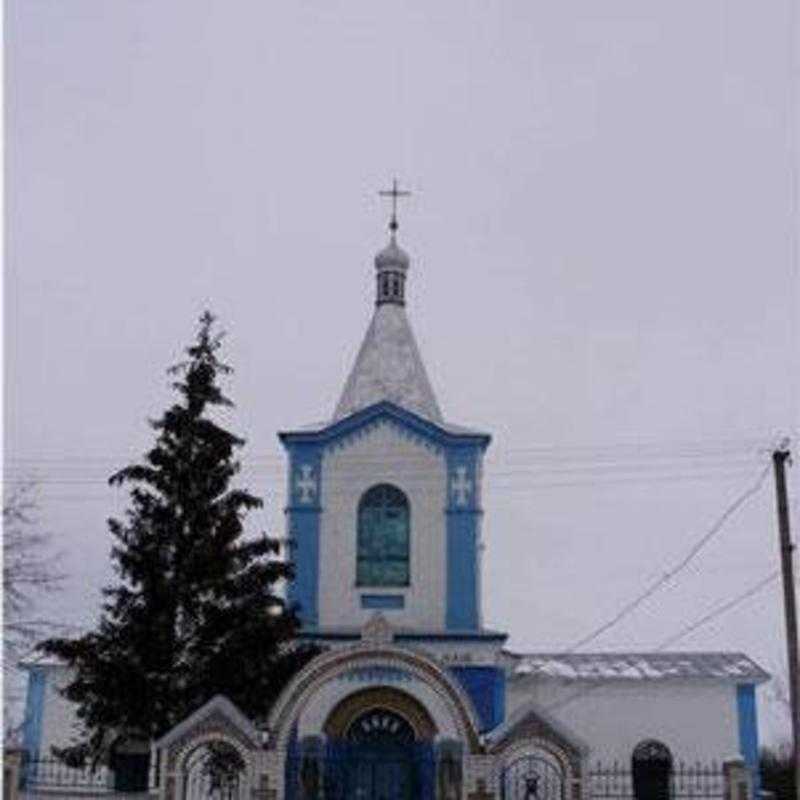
top-left (357, 484), bottom-right (410, 587)
top-left (632, 740), bottom-right (672, 800)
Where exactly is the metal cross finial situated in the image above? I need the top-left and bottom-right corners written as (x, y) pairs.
top-left (379, 178), bottom-right (411, 235)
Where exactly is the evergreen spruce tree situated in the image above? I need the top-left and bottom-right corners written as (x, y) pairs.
top-left (42, 312), bottom-right (317, 765)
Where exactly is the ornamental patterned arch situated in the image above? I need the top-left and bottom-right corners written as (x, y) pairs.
top-left (266, 645), bottom-right (481, 753)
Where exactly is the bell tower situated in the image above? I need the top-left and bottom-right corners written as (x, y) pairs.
top-left (279, 183), bottom-right (499, 647)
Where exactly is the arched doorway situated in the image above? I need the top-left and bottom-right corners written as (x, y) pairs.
top-left (326, 706), bottom-right (435, 800)
top-left (632, 740), bottom-right (673, 800)
top-left (332, 708), bottom-right (421, 799)
top-left (288, 689), bottom-right (437, 800)
top-left (501, 751), bottom-right (566, 800)
top-left (181, 741), bottom-right (247, 800)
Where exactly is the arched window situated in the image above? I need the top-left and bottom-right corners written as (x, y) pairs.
top-left (346, 709), bottom-right (415, 746)
top-left (632, 740), bottom-right (672, 800)
top-left (357, 484), bottom-right (410, 587)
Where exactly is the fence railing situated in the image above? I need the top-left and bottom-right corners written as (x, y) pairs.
top-left (20, 757), bottom-right (160, 795)
top-left (588, 762), bottom-right (726, 800)
top-left (22, 758), bottom-right (113, 792)
top-left (16, 756), bottom-right (737, 800)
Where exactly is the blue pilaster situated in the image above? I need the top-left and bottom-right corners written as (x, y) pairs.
top-left (22, 667), bottom-right (46, 756)
top-left (445, 446), bottom-right (482, 631)
top-left (736, 683), bottom-right (759, 787)
top-left (285, 443), bottom-right (323, 628)
top-left (449, 666), bottom-right (505, 732)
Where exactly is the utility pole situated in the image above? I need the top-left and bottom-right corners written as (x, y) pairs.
top-left (772, 447), bottom-right (800, 800)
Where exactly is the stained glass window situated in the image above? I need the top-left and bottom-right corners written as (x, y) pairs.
top-left (357, 484), bottom-right (410, 587)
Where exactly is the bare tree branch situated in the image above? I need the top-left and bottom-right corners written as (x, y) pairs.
top-left (3, 481), bottom-right (65, 669)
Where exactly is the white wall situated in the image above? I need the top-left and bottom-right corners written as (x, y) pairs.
top-left (319, 420), bottom-right (447, 630)
top-left (506, 675), bottom-right (741, 765)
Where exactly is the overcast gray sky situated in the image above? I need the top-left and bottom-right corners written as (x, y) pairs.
top-left (5, 1), bottom-right (799, 743)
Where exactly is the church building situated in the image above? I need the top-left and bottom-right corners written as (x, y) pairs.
top-left (21, 193), bottom-right (768, 800)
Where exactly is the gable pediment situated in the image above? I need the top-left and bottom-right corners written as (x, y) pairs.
top-left (486, 700), bottom-right (589, 761)
top-left (155, 695), bottom-right (261, 755)
top-left (279, 401), bottom-right (489, 455)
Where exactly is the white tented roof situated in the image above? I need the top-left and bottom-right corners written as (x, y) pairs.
top-left (508, 652), bottom-right (769, 683)
top-left (334, 303), bottom-right (443, 424)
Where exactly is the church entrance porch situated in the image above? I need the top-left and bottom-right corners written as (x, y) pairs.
top-left (266, 640), bottom-right (485, 799)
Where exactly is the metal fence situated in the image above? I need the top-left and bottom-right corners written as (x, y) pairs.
top-left (14, 755), bottom-right (733, 800)
top-left (588, 762), bottom-right (726, 800)
top-left (19, 757), bottom-right (159, 796)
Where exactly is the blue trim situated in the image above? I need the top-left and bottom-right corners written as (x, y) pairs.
top-left (284, 443), bottom-right (323, 627)
top-left (279, 401), bottom-right (491, 451)
top-left (736, 683), bottom-right (759, 787)
top-left (445, 446), bottom-right (482, 630)
top-left (449, 666), bottom-right (506, 733)
top-left (297, 628), bottom-right (508, 642)
top-left (22, 668), bottom-right (46, 756)
top-left (361, 594), bottom-right (405, 609)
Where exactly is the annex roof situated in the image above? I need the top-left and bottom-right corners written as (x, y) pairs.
top-left (507, 652), bottom-right (769, 683)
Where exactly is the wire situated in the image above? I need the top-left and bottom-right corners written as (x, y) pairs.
top-left (655, 571), bottom-right (780, 650)
top-left (558, 464), bottom-right (771, 652)
top-left (541, 569), bottom-right (780, 716)
top-left (499, 463), bottom-right (773, 693)
top-left (3, 432), bottom-right (777, 466)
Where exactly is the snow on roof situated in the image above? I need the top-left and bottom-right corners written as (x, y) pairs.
top-left (18, 650), bottom-right (68, 669)
top-left (508, 652), bottom-right (769, 683)
top-left (334, 303), bottom-right (443, 424)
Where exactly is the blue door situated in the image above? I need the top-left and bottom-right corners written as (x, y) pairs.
top-left (286, 710), bottom-right (435, 800)
top-left (348, 749), bottom-right (413, 800)
top-left (327, 709), bottom-right (434, 800)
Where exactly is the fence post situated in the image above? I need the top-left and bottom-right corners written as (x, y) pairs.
top-left (724, 757), bottom-right (752, 800)
top-left (3, 750), bottom-right (23, 800)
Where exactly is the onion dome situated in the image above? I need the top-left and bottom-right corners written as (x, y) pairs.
top-left (374, 236), bottom-right (409, 306)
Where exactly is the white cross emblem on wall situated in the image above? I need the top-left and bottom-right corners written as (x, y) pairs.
top-left (295, 464), bottom-right (317, 504)
top-left (451, 466), bottom-right (472, 507)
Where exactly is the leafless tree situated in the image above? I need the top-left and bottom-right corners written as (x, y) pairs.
top-left (3, 483), bottom-right (65, 663)
top-left (3, 482), bottom-right (65, 736)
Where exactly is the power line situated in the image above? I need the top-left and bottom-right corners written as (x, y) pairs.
top-left (557, 464), bottom-right (771, 652)
top-left (655, 571), bottom-right (780, 650)
top-left (501, 464), bottom-right (773, 693)
top-left (3, 433), bottom-right (777, 465)
top-left (542, 569), bottom-right (780, 716)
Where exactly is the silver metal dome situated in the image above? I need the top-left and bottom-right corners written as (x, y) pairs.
top-left (374, 238), bottom-right (410, 272)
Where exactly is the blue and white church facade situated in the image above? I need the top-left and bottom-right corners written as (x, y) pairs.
top-left (21, 216), bottom-right (769, 800)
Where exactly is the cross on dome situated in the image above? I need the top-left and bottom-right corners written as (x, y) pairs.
top-left (379, 178), bottom-right (411, 236)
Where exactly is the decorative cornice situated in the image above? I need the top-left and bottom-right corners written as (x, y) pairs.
top-left (279, 402), bottom-right (490, 452)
